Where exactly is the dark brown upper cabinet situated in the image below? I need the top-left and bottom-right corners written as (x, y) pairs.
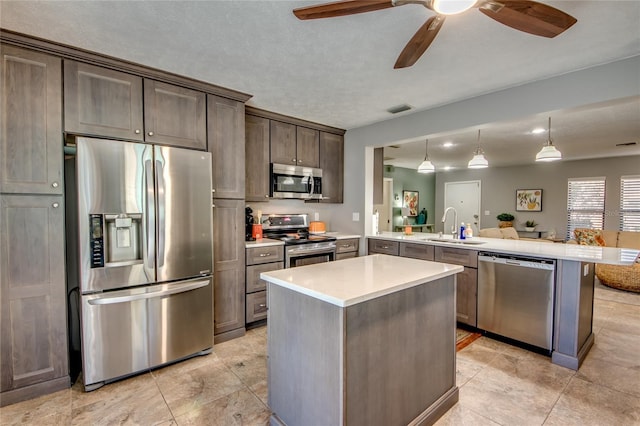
top-left (64, 61), bottom-right (207, 150)
top-left (1, 46), bottom-right (63, 195)
top-left (144, 79), bottom-right (206, 150)
top-left (245, 115), bottom-right (271, 202)
top-left (319, 132), bottom-right (344, 203)
top-left (208, 94), bottom-right (245, 199)
top-left (64, 60), bottom-right (144, 142)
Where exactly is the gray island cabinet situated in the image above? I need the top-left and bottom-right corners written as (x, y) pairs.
top-left (367, 233), bottom-right (640, 370)
top-left (261, 254), bottom-right (464, 426)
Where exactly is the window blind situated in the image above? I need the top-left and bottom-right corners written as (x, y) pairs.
top-left (620, 175), bottom-right (640, 231)
top-left (567, 177), bottom-right (606, 240)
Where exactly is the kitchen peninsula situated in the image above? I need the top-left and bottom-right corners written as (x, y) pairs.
top-left (368, 232), bottom-right (640, 370)
top-left (261, 255), bottom-right (463, 426)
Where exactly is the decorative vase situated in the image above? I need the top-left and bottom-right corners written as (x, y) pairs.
top-left (499, 221), bottom-right (513, 228)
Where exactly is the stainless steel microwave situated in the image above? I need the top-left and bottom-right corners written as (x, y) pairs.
top-left (270, 163), bottom-right (323, 200)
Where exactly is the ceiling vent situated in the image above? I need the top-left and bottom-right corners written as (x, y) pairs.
top-left (615, 141), bottom-right (637, 147)
top-left (387, 104), bottom-right (412, 114)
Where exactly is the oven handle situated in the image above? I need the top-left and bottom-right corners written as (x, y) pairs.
top-left (287, 245), bottom-right (336, 256)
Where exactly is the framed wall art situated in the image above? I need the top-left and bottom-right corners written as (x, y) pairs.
top-left (516, 189), bottom-right (542, 211)
top-left (402, 190), bottom-right (419, 216)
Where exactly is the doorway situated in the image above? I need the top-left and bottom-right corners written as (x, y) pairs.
top-left (373, 178), bottom-right (393, 232)
top-left (443, 180), bottom-right (481, 235)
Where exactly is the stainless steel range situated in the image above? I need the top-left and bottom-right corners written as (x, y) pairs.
top-left (262, 214), bottom-right (336, 268)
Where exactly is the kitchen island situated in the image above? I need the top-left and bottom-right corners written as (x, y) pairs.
top-left (261, 254), bottom-right (463, 426)
top-left (368, 232), bottom-right (640, 370)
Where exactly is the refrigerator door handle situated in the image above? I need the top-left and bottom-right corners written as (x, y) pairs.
top-left (156, 156), bottom-right (166, 268)
top-left (88, 279), bottom-right (210, 305)
top-left (143, 147), bottom-right (156, 276)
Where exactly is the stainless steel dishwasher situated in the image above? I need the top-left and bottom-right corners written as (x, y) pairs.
top-left (477, 252), bottom-right (555, 350)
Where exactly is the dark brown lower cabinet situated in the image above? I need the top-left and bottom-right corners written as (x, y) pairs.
top-left (454, 267), bottom-right (478, 327)
top-left (0, 195), bottom-right (69, 406)
top-left (212, 199), bottom-right (246, 343)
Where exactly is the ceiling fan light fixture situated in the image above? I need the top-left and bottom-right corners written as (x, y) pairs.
top-left (468, 130), bottom-right (489, 169)
top-left (432, 0), bottom-right (477, 15)
top-left (535, 117), bottom-right (562, 162)
top-left (417, 139), bottom-right (435, 173)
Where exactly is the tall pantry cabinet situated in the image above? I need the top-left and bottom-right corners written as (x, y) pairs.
top-left (208, 95), bottom-right (247, 343)
top-left (0, 45), bottom-right (69, 406)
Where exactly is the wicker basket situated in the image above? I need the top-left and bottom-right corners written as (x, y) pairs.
top-left (595, 262), bottom-right (640, 293)
top-left (498, 221), bottom-right (513, 228)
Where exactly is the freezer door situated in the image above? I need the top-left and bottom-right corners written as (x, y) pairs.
top-left (154, 146), bottom-right (213, 282)
top-left (148, 278), bottom-right (213, 367)
top-left (76, 137), bottom-right (155, 293)
top-left (81, 278), bottom-right (212, 389)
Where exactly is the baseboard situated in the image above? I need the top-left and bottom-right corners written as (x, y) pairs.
top-left (0, 376), bottom-right (70, 407)
top-left (214, 327), bottom-right (246, 344)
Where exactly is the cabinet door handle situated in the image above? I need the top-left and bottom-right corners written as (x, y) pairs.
top-left (259, 304), bottom-right (267, 308)
top-left (341, 244), bottom-right (352, 248)
top-left (265, 194), bottom-right (269, 198)
top-left (52, 202), bottom-right (59, 208)
top-left (298, 160), bottom-right (303, 163)
top-left (135, 129), bottom-right (141, 134)
top-left (211, 203), bottom-right (216, 208)
top-left (259, 253), bottom-right (272, 257)
top-left (148, 131), bottom-right (154, 136)
top-left (292, 158), bottom-right (296, 163)
top-left (51, 181), bottom-right (59, 188)
top-left (212, 189), bottom-right (215, 193)
top-left (381, 245), bottom-right (389, 249)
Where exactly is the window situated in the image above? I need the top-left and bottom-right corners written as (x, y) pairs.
top-left (566, 177), bottom-right (606, 240)
top-left (620, 175), bottom-right (640, 231)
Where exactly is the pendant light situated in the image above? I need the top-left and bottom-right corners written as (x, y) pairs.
top-left (536, 117), bottom-right (562, 162)
top-left (468, 130), bottom-right (488, 169)
top-left (417, 139), bottom-right (435, 173)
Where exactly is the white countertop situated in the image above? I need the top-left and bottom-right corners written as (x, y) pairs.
top-left (260, 254), bottom-right (463, 307)
top-left (369, 232), bottom-right (640, 265)
top-left (245, 238), bottom-right (284, 248)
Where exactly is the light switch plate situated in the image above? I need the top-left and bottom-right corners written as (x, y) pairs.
top-left (484, 210), bottom-right (490, 216)
top-left (352, 212), bottom-right (360, 221)
top-left (314, 212), bottom-right (320, 221)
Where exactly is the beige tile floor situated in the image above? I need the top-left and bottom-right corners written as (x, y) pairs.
top-left (2, 282), bottom-right (639, 425)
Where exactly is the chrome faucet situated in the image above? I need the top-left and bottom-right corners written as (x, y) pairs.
top-left (442, 207), bottom-right (459, 239)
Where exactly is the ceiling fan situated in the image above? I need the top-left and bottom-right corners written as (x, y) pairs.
top-left (293, 0), bottom-right (577, 69)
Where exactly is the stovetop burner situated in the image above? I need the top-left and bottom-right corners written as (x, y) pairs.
top-left (261, 213), bottom-right (335, 246)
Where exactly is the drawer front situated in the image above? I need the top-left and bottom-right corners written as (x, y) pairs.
top-left (336, 238), bottom-right (359, 254)
top-left (399, 242), bottom-right (434, 261)
top-left (246, 245), bottom-right (284, 265)
top-left (246, 261), bottom-right (284, 293)
top-left (434, 246), bottom-right (478, 268)
top-left (367, 239), bottom-right (399, 256)
top-left (246, 291), bottom-right (268, 323)
top-left (336, 251), bottom-right (358, 261)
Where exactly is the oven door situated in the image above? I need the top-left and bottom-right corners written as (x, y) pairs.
top-left (286, 244), bottom-right (336, 268)
top-left (271, 163), bottom-right (322, 200)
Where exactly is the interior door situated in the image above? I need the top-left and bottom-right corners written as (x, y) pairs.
top-left (443, 180), bottom-right (481, 234)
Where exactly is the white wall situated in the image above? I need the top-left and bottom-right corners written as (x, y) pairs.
top-left (329, 55), bottom-right (640, 241)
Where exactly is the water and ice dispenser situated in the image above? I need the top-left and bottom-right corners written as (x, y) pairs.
top-left (89, 213), bottom-right (142, 268)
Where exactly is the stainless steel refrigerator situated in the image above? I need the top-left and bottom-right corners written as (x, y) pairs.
top-left (67, 137), bottom-right (213, 391)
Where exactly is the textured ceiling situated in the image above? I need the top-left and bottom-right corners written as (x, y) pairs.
top-left (2, 0), bottom-right (639, 167)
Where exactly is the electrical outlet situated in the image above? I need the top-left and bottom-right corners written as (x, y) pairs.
top-left (352, 212), bottom-right (360, 221)
top-left (314, 212), bottom-right (319, 221)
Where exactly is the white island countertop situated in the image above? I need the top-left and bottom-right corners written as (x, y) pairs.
top-left (369, 232), bottom-right (639, 265)
top-left (261, 254), bottom-right (463, 307)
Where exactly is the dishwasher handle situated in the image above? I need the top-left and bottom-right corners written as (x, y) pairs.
top-left (478, 254), bottom-right (555, 271)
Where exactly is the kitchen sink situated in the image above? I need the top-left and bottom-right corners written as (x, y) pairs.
top-left (423, 238), bottom-right (486, 245)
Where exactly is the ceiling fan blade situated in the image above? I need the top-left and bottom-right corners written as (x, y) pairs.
top-left (394, 15), bottom-right (445, 69)
top-left (479, 0), bottom-right (577, 38)
top-left (293, 0), bottom-right (394, 20)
